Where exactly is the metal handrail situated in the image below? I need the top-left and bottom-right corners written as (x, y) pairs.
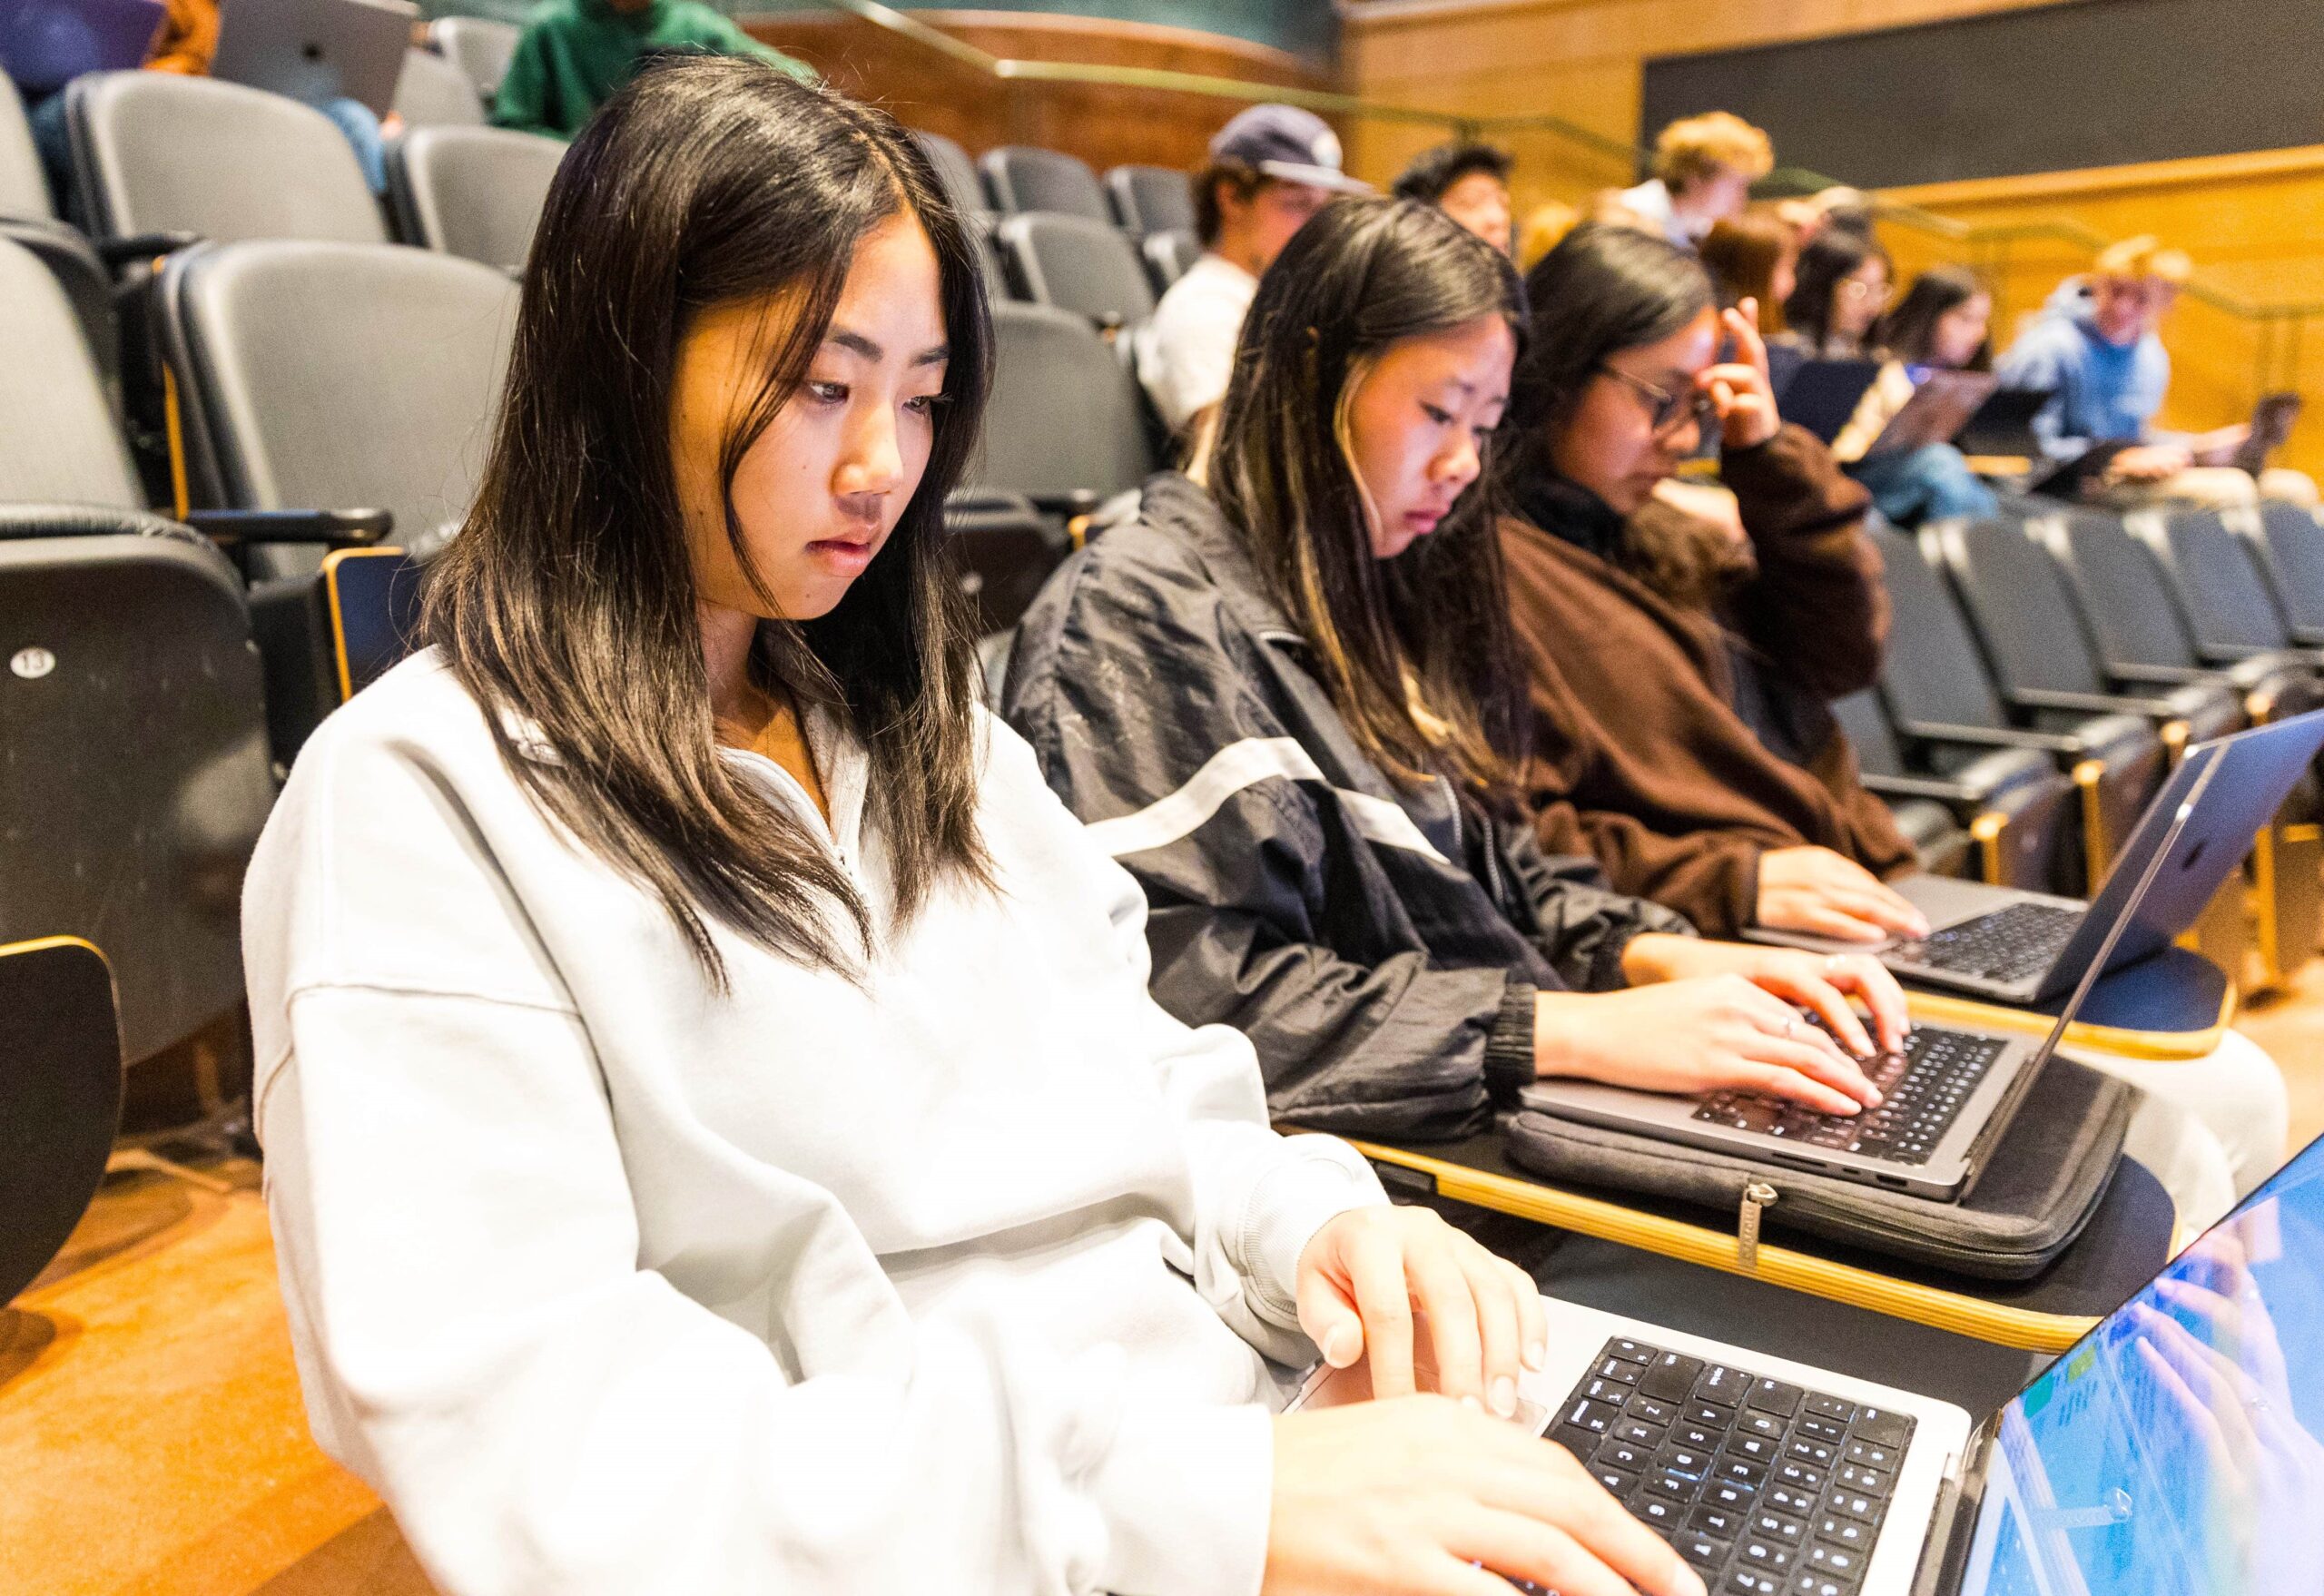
top-left (763, 0), bottom-right (2324, 330)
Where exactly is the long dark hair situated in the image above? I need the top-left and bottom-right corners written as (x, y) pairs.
top-left (1784, 228), bottom-right (1889, 353)
top-left (1698, 212), bottom-right (1793, 335)
top-left (1876, 264), bottom-right (1991, 369)
top-left (424, 57), bottom-right (993, 983)
top-left (1491, 222), bottom-right (1711, 496)
top-left (1208, 196), bottom-right (1527, 803)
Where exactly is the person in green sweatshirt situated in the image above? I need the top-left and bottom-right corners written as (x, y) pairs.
top-left (490, 0), bottom-right (816, 139)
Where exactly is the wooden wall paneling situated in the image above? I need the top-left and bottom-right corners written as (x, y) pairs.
top-left (744, 9), bottom-right (1334, 174)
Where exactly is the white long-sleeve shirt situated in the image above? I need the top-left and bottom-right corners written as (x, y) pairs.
top-left (242, 651), bottom-right (1386, 1596)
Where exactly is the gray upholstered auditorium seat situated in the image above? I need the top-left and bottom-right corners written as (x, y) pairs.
top-left (980, 144), bottom-right (1110, 221)
top-left (1831, 690), bottom-right (2074, 891)
top-left (391, 45), bottom-right (489, 129)
top-left (1105, 163), bottom-right (1195, 235)
top-left (1925, 514), bottom-right (2243, 745)
top-left (978, 301), bottom-right (1156, 513)
top-left (0, 238), bottom-right (142, 508)
top-left (1866, 517), bottom-right (2164, 891)
top-left (911, 130), bottom-right (991, 228)
top-left (995, 212), bottom-right (1157, 328)
top-left (430, 15), bottom-right (523, 100)
top-left (388, 124), bottom-right (564, 271)
top-left (2134, 507), bottom-right (2324, 672)
top-left (1139, 228), bottom-right (1198, 292)
top-left (2238, 501), bottom-right (2324, 645)
top-left (0, 74), bottom-right (119, 378)
top-left (66, 72), bottom-right (386, 246)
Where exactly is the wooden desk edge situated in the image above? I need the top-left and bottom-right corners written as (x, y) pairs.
top-left (1344, 1138), bottom-right (2102, 1354)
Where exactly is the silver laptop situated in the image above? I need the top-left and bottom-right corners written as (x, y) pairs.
top-left (1295, 1128), bottom-right (2324, 1596)
top-left (1521, 750), bottom-right (2215, 1200)
top-left (210, 0), bottom-right (417, 118)
top-left (1751, 711), bottom-right (2324, 1003)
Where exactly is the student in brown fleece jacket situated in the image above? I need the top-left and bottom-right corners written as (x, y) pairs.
top-left (1486, 224), bottom-right (1930, 944)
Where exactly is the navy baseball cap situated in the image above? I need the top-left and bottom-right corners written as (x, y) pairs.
top-left (1208, 104), bottom-right (1371, 194)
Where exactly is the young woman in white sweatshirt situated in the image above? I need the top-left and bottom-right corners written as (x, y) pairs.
top-left (241, 57), bottom-right (1704, 1596)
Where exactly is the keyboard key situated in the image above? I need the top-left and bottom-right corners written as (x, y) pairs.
top-left (1643, 1471), bottom-right (1701, 1504)
top-left (1738, 1539), bottom-right (1795, 1572)
top-left (1717, 1457), bottom-right (1768, 1486)
top-left (1806, 1542), bottom-right (1863, 1579)
top-left (1707, 1480), bottom-right (1758, 1512)
top-left (1823, 1490), bottom-right (1880, 1523)
top-left (1641, 1353), bottom-right (1707, 1402)
top-left (1795, 1414), bottom-right (1846, 1444)
top-left (1636, 1495), bottom-right (1688, 1531)
top-left (1594, 1438), bottom-right (1652, 1474)
top-left (1658, 1445), bottom-right (1715, 1479)
top-left (1674, 1533), bottom-right (1730, 1572)
top-left (1607, 1338), bottom-right (1657, 1365)
top-left (1788, 1438), bottom-right (1837, 1468)
top-left (1789, 1575), bottom-right (1846, 1596)
top-left (1740, 1411), bottom-right (1787, 1441)
top-left (1626, 1394), bottom-right (1679, 1427)
top-left (1727, 1433), bottom-right (1779, 1464)
top-left (1726, 1572), bottom-right (1781, 1595)
top-left (1597, 1356), bottom-right (1641, 1384)
top-left (1775, 1461), bottom-right (1826, 1493)
top-left (1804, 1394), bottom-right (1856, 1424)
top-left (1689, 1400), bottom-right (1738, 1426)
top-left (1698, 1364), bottom-right (1753, 1407)
top-left (1835, 1463), bottom-right (1892, 1497)
top-left (1613, 1418), bottom-right (1667, 1448)
top-left (1818, 1516), bottom-right (1870, 1550)
top-left (1767, 1485), bottom-right (1817, 1517)
top-left (1748, 1379), bottom-right (1803, 1417)
top-left (1590, 1463), bottom-right (1639, 1498)
top-left (1690, 1503), bottom-right (1746, 1537)
top-left (1843, 1439), bottom-right (1897, 1470)
top-left (1582, 1376), bottom-right (1632, 1404)
top-left (1752, 1512), bottom-right (1806, 1545)
top-left (1563, 1398), bottom-right (1620, 1435)
top-left (1850, 1408), bottom-right (1913, 1448)
top-left (1676, 1424), bottom-right (1721, 1452)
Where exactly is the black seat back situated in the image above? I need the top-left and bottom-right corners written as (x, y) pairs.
top-left (2029, 508), bottom-right (2203, 672)
top-left (1105, 163), bottom-right (1194, 234)
top-left (1924, 516), bottom-right (2109, 697)
top-left (1140, 228), bottom-right (1199, 292)
top-left (996, 213), bottom-right (1157, 328)
top-left (0, 510), bottom-right (273, 1067)
top-left (0, 236), bottom-right (141, 509)
top-left (1831, 690), bottom-right (1905, 775)
top-left (979, 302), bottom-right (1155, 507)
top-left (2140, 507), bottom-right (2295, 654)
top-left (944, 492), bottom-right (1071, 637)
top-left (1865, 518), bottom-right (2009, 731)
top-left (0, 939), bottom-right (123, 1305)
top-left (980, 145), bottom-right (1109, 221)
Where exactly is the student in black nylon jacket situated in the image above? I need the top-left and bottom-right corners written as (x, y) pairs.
top-left (1003, 197), bottom-right (1906, 1142)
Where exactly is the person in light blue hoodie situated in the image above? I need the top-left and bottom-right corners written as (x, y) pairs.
top-left (1995, 236), bottom-right (2315, 507)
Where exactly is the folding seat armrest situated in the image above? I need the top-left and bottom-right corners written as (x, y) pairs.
top-left (94, 231), bottom-right (202, 269)
top-left (1028, 489), bottom-right (1102, 518)
top-left (183, 508), bottom-right (392, 546)
top-left (1890, 718), bottom-right (2085, 758)
top-left (2006, 686), bottom-right (2183, 723)
top-left (2105, 662), bottom-right (2218, 688)
top-left (1857, 773), bottom-right (1974, 805)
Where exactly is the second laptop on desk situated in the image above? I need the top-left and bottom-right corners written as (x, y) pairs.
top-left (1750, 711), bottom-right (2324, 1004)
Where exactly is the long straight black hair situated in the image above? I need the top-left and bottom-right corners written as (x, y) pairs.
top-left (1208, 196), bottom-right (1528, 804)
top-left (1783, 227), bottom-right (1890, 353)
top-left (424, 57), bottom-right (993, 982)
top-left (1490, 222), bottom-right (1711, 499)
top-left (1876, 264), bottom-right (1992, 370)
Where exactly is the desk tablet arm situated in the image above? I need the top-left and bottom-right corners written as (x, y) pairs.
top-left (94, 230), bottom-right (202, 271)
top-left (184, 508), bottom-right (392, 547)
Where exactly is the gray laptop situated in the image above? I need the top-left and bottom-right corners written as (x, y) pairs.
top-left (210, 0), bottom-right (417, 118)
top-left (1751, 711), bottom-right (2324, 1003)
top-left (1295, 1125), bottom-right (2324, 1596)
top-left (1522, 747), bottom-right (2215, 1201)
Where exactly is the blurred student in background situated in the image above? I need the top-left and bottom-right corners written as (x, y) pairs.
top-left (1393, 141), bottom-right (1514, 254)
top-left (1605, 112), bottom-right (1773, 253)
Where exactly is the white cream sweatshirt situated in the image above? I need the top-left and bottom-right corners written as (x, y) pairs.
top-left (241, 650), bottom-right (1387, 1596)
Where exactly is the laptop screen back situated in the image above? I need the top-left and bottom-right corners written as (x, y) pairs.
top-left (1958, 1133), bottom-right (2324, 1594)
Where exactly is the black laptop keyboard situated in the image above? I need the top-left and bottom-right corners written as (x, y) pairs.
top-left (1690, 1024), bottom-right (2007, 1167)
top-left (1541, 1337), bottom-right (1916, 1594)
top-left (1888, 901), bottom-right (2083, 986)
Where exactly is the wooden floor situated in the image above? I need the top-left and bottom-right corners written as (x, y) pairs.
top-left (6, 975), bottom-right (2322, 1596)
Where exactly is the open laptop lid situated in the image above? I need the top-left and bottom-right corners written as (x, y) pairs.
top-left (2233, 392), bottom-right (2303, 478)
top-left (1940, 1128), bottom-right (2324, 1594)
top-left (1774, 357), bottom-right (1883, 446)
top-left (1951, 744), bottom-right (2223, 1195)
top-left (210, 0), bottom-right (417, 117)
top-left (0, 0), bottom-right (164, 90)
top-left (2038, 710), bottom-right (2324, 988)
top-left (1954, 385), bottom-right (2053, 458)
top-left (1862, 369), bottom-right (2000, 459)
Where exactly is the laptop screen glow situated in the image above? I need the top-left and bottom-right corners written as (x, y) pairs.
top-left (1959, 1137), bottom-right (2324, 1594)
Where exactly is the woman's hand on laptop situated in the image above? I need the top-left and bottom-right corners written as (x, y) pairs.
top-left (1267, 1396), bottom-right (1707, 1596)
top-left (1618, 935), bottom-right (1909, 1057)
top-left (1295, 1205), bottom-right (1545, 1418)
top-left (1755, 846), bottom-right (1931, 944)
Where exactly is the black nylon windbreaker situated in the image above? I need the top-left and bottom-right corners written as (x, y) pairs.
top-left (1000, 472), bottom-right (1693, 1140)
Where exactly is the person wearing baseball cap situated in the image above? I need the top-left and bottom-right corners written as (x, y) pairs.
top-left (1132, 103), bottom-right (1369, 438)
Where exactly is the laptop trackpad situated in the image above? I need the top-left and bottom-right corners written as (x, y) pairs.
top-left (1898, 873), bottom-right (2024, 931)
